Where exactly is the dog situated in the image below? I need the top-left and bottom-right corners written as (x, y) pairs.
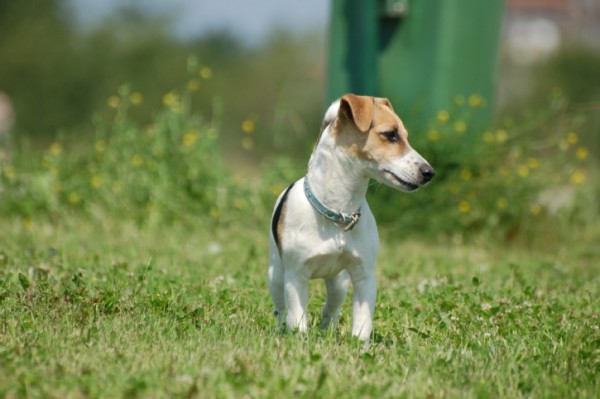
top-left (268, 93), bottom-right (434, 341)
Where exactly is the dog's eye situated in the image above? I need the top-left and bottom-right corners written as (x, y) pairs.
top-left (381, 131), bottom-right (399, 143)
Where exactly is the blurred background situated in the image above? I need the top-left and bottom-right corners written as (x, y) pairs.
top-left (0, 0), bottom-right (598, 247)
top-left (0, 0), bottom-right (330, 164)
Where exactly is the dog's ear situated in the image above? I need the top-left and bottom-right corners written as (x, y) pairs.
top-left (339, 94), bottom-right (373, 133)
top-left (375, 97), bottom-right (394, 112)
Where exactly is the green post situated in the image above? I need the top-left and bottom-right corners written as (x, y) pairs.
top-left (327, 0), bottom-right (505, 126)
top-left (327, 0), bottom-right (378, 99)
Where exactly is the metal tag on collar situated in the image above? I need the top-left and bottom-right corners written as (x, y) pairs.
top-left (343, 212), bottom-right (361, 231)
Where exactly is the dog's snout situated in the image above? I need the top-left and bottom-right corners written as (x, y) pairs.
top-left (419, 164), bottom-right (435, 183)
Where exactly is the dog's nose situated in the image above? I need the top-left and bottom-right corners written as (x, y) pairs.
top-left (420, 164), bottom-right (435, 183)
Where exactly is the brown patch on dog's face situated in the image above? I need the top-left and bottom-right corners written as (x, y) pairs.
top-left (334, 94), bottom-right (411, 162)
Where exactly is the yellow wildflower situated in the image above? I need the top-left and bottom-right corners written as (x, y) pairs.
top-left (182, 130), bottom-right (199, 147)
top-left (233, 198), bottom-right (247, 210)
top-left (200, 67), bottom-right (213, 79)
top-left (458, 201), bottom-right (471, 214)
top-left (570, 169), bottom-right (586, 185)
top-left (575, 146), bottom-right (588, 160)
top-left (495, 130), bottom-right (508, 143)
top-left (187, 79), bottom-right (200, 92)
top-left (107, 96), bottom-right (120, 109)
top-left (49, 143), bottom-right (62, 156)
top-left (23, 217), bottom-right (33, 230)
top-left (454, 121), bottom-right (467, 134)
top-left (3, 165), bottom-right (15, 179)
top-left (90, 175), bottom-right (103, 188)
top-left (468, 94), bottom-right (484, 107)
top-left (566, 132), bottom-right (578, 145)
top-left (95, 140), bottom-right (106, 153)
top-left (436, 110), bottom-right (450, 124)
top-left (483, 131), bottom-right (495, 143)
top-left (241, 119), bottom-right (255, 133)
top-left (460, 168), bottom-right (472, 181)
top-left (527, 158), bottom-right (540, 169)
top-left (131, 155), bottom-right (144, 167)
top-left (130, 92), bottom-right (143, 105)
top-left (496, 197), bottom-right (508, 209)
top-left (68, 192), bottom-right (81, 204)
top-left (162, 92), bottom-right (179, 107)
top-left (427, 129), bottom-right (441, 141)
top-left (270, 184), bottom-right (284, 196)
top-left (517, 165), bottom-right (529, 177)
top-left (530, 204), bottom-right (542, 216)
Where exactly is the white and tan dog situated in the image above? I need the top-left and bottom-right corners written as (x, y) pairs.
top-left (268, 94), bottom-right (434, 341)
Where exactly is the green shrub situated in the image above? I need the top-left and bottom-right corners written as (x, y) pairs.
top-left (0, 82), bottom-right (255, 227)
top-left (368, 93), bottom-right (594, 245)
top-left (0, 85), bottom-right (595, 247)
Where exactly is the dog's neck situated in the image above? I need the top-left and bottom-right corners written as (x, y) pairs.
top-left (306, 128), bottom-right (369, 213)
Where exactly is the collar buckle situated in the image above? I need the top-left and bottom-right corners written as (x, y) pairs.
top-left (342, 211), bottom-right (361, 231)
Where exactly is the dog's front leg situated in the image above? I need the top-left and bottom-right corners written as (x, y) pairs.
top-left (284, 271), bottom-right (309, 333)
top-left (321, 270), bottom-right (351, 330)
top-left (349, 272), bottom-right (377, 341)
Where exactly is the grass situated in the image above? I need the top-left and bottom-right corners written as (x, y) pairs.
top-left (0, 80), bottom-right (598, 397)
top-left (1, 216), bottom-right (598, 398)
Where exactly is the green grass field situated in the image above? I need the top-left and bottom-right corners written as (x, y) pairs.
top-left (1, 86), bottom-right (598, 397)
top-left (1, 215), bottom-right (598, 398)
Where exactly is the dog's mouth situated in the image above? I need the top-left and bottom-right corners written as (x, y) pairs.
top-left (383, 169), bottom-right (419, 191)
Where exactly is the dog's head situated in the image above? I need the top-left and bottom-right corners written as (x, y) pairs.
top-left (328, 93), bottom-right (435, 192)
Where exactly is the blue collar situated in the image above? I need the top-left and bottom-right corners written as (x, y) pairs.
top-left (303, 177), bottom-right (361, 231)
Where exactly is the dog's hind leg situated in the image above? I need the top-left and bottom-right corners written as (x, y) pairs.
top-left (268, 242), bottom-right (285, 327)
top-left (321, 270), bottom-right (350, 330)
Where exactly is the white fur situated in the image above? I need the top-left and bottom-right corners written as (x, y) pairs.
top-left (268, 97), bottom-right (432, 341)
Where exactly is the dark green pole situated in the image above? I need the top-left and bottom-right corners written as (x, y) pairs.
top-left (327, 0), bottom-right (378, 103)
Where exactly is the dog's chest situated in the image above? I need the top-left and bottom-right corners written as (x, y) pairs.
top-left (281, 187), bottom-right (379, 279)
top-left (302, 233), bottom-right (362, 279)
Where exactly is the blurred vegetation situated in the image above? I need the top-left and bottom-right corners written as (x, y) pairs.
top-left (0, 0), bottom-right (325, 158)
top-left (0, 1), bottom-right (598, 249)
top-left (535, 46), bottom-right (600, 106)
top-left (1, 83), bottom-right (597, 251)
top-left (499, 45), bottom-right (600, 160)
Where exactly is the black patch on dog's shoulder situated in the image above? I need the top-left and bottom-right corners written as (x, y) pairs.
top-left (271, 182), bottom-right (295, 251)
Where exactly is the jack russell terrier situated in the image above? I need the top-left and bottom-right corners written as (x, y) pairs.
top-left (268, 94), bottom-right (434, 341)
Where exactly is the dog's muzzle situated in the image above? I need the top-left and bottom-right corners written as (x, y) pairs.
top-left (419, 164), bottom-right (435, 184)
